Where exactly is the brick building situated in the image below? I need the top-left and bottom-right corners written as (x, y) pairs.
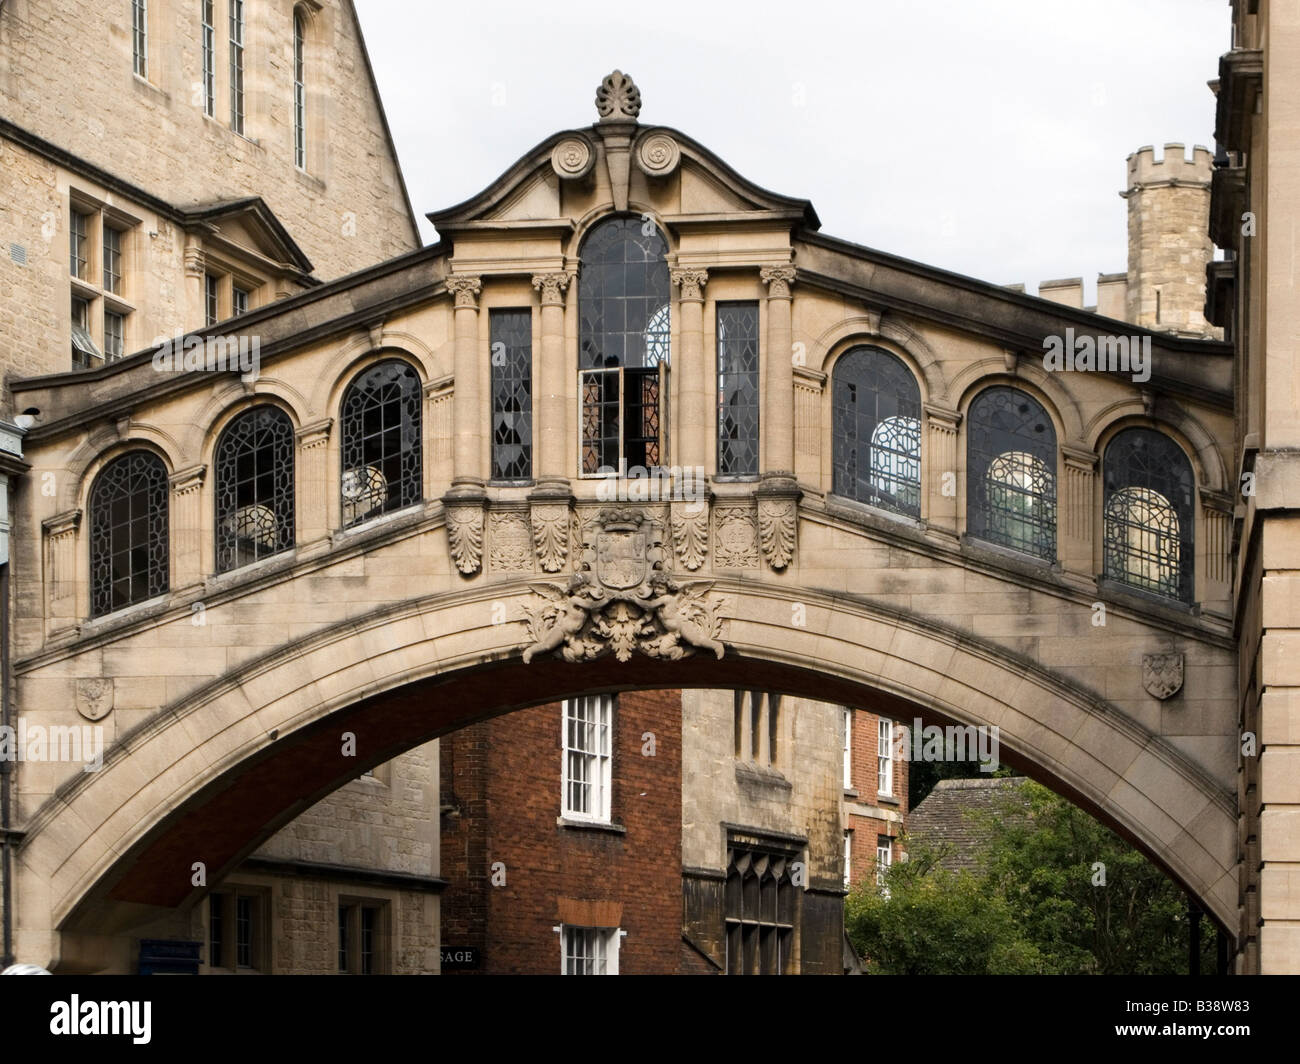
top-left (440, 690), bottom-right (908, 974)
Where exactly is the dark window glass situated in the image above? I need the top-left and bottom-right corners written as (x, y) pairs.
top-left (578, 216), bottom-right (670, 474)
top-left (724, 845), bottom-right (797, 975)
top-left (338, 904), bottom-right (348, 972)
top-left (235, 895), bottom-right (252, 968)
top-left (208, 892), bottom-right (225, 968)
top-left (490, 309), bottom-right (532, 481)
top-left (103, 225), bottom-right (122, 294)
top-left (967, 387), bottom-right (1057, 559)
top-left (717, 301), bottom-right (760, 476)
top-left (89, 451), bottom-right (169, 617)
top-left (205, 274), bottom-right (219, 326)
top-left (1103, 428), bottom-right (1195, 602)
top-left (361, 907), bottom-right (376, 975)
top-left (832, 346), bottom-right (921, 515)
top-left (340, 360), bottom-right (422, 528)
top-left (215, 407), bottom-right (295, 572)
top-left (293, 12), bottom-right (306, 168)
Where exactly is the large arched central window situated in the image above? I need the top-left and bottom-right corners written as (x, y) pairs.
top-left (967, 387), bottom-right (1057, 559)
top-left (578, 216), bottom-right (670, 475)
top-left (216, 406), bottom-right (295, 572)
top-left (340, 359), bottom-right (422, 527)
top-left (89, 451), bottom-right (169, 617)
top-left (1103, 428), bottom-right (1194, 601)
top-left (832, 346), bottom-right (921, 516)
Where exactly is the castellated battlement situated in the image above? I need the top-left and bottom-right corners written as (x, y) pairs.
top-left (1126, 143), bottom-right (1214, 188)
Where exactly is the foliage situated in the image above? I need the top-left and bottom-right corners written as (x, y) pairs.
top-left (847, 780), bottom-right (1217, 975)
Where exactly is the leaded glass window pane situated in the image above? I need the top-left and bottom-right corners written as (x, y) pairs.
top-left (340, 360), bottom-right (422, 528)
top-left (490, 309), bottom-right (532, 481)
top-left (578, 216), bottom-right (670, 474)
top-left (201, 0), bottom-right (215, 117)
top-left (724, 843), bottom-right (797, 975)
top-left (215, 406), bottom-right (295, 572)
top-left (293, 12), bottom-right (306, 169)
top-left (717, 301), bottom-right (760, 476)
top-left (229, 0), bottom-right (245, 135)
top-left (832, 347), bottom-right (921, 516)
top-left (967, 387), bottom-right (1057, 559)
top-left (89, 451), bottom-right (169, 617)
top-left (1103, 428), bottom-right (1194, 602)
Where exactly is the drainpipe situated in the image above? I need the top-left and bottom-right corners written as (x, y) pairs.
top-left (0, 416), bottom-right (30, 968)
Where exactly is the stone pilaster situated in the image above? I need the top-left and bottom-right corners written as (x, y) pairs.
top-left (295, 418), bottom-right (333, 544)
top-left (923, 402), bottom-right (961, 539)
top-left (43, 509), bottom-right (81, 634)
top-left (671, 267), bottom-right (708, 474)
top-left (760, 266), bottom-right (797, 479)
top-left (168, 464), bottom-right (207, 592)
top-left (446, 274), bottom-right (484, 494)
top-left (1060, 445), bottom-right (1098, 579)
top-left (793, 365), bottom-right (826, 487)
top-left (531, 272), bottom-right (572, 491)
top-left (1199, 488), bottom-right (1234, 614)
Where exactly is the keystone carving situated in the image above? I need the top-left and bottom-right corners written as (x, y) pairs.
top-left (522, 508), bottom-right (725, 663)
top-left (757, 496), bottom-right (797, 570)
top-left (1142, 653), bottom-right (1184, 701)
top-left (445, 502), bottom-right (484, 575)
top-left (595, 70), bottom-right (641, 121)
top-left (670, 503), bottom-right (709, 571)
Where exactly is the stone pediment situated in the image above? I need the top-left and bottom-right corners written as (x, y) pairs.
top-left (179, 197), bottom-right (314, 274)
top-left (427, 71), bottom-right (819, 238)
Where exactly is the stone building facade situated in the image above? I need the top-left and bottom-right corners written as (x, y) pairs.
top-left (439, 689), bottom-right (906, 974)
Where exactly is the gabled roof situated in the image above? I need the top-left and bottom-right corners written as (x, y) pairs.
top-left (179, 197), bottom-right (314, 275)
top-left (906, 777), bottom-right (1030, 873)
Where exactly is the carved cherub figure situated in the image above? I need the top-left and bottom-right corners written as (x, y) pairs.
top-left (522, 573), bottom-right (609, 663)
top-left (642, 573), bottom-right (725, 660)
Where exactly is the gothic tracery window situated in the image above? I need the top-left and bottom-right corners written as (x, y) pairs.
top-left (1103, 428), bottom-right (1194, 602)
top-left (340, 360), bottom-right (422, 528)
top-left (966, 387), bottom-right (1057, 559)
top-left (578, 216), bottom-right (671, 475)
top-left (832, 346), bottom-right (921, 516)
top-left (216, 406), bottom-right (295, 572)
top-left (89, 451), bottom-right (169, 617)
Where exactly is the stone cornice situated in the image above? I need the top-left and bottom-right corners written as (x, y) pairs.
top-left (168, 464), bottom-right (207, 495)
top-left (295, 418), bottom-right (333, 449)
top-left (42, 509), bottom-right (81, 538)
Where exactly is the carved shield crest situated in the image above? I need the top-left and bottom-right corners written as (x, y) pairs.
top-left (1142, 653), bottom-right (1184, 701)
top-left (596, 530), bottom-right (647, 590)
top-left (75, 677), bottom-right (113, 721)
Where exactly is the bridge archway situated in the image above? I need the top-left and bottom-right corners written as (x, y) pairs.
top-left (16, 577), bottom-right (1236, 969)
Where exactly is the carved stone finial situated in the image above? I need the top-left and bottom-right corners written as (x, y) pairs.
top-left (596, 70), bottom-right (641, 122)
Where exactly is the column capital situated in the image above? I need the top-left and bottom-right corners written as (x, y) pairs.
top-left (446, 274), bottom-right (483, 309)
top-left (531, 272), bottom-right (573, 307)
top-left (168, 463), bottom-right (207, 496)
top-left (760, 265), bottom-right (797, 299)
top-left (183, 245), bottom-right (206, 278)
top-left (295, 417), bottom-right (334, 450)
top-left (670, 267), bottom-right (709, 303)
top-left (923, 401), bottom-right (962, 432)
top-left (1061, 444), bottom-right (1099, 473)
top-left (42, 508), bottom-right (81, 539)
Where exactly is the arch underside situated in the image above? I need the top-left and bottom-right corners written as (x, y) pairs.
top-left (18, 578), bottom-right (1237, 948)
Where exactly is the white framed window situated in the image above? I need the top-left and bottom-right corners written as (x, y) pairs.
top-left (232, 284), bottom-right (249, 317)
top-left (201, 0), bottom-right (216, 117)
top-left (562, 695), bottom-right (612, 822)
top-left (843, 831), bottom-right (852, 888)
top-left (876, 835), bottom-right (892, 888)
top-left (293, 10), bottom-right (307, 168)
top-left (877, 718), bottom-right (893, 796)
top-left (132, 0), bottom-right (148, 78)
top-left (229, 0), bottom-right (245, 134)
top-left (561, 925), bottom-right (620, 975)
top-left (842, 707), bottom-right (852, 790)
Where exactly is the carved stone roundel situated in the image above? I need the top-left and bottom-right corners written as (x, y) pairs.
top-left (636, 133), bottom-right (680, 177)
top-left (550, 137), bottom-right (594, 179)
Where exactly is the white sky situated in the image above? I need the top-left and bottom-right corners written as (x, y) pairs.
top-left (356, 0), bottom-right (1228, 305)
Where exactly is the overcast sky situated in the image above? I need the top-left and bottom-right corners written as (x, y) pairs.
top-left (356, 0), bottom-right (1227, 305)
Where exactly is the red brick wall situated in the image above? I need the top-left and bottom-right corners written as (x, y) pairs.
top-left (845, 709), bottom-right (908, 888)
top-left (439, 690), bottom-right (683, 974)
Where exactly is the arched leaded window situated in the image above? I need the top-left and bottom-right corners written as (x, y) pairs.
top-left (967, 387), bottom-right (1057, 559)
top-left (215, 406), bottom-right (295, 572)
top-left (831, 347), bottom-right (921, 516)
top-left (578, 216), bottom-right (671, 475)
top-left (89, 451), bottom-right (169, 617)
top-left (1103, 428), bottom-right (1194, 601)
top-left (340, 360), bottom-right (422, 527)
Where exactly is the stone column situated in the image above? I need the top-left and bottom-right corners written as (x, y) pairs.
top-left (168, 464), bottom-right (207, 592)
top-left (183, 238), bottom-right (205, 332)
top-left (670, 268), bottom-right (708, 474)
top-left (760, 266), bottom-right (797, 479)
top-left (531, 272), bottom-right (572, 490)
top-left (43, 509), bottom-right (81, 635)
top-left (924, 402), bottom-right (961, 540)
top-left (1060, 445), bottom-right (1098, 580)
top-left (443, 275), bottom-right (486, 575)
top-left (447, 275), bottom-right (484, 493)
top-left (295, 418), bottom-right (333, 545)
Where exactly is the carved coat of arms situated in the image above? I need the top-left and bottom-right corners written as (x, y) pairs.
top-left (75, 677), bottom-right (113, 721)
top-left (1142, 652), bottom-right (1184, 701)
top-left (522, 508), bottom-right (725, 664)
